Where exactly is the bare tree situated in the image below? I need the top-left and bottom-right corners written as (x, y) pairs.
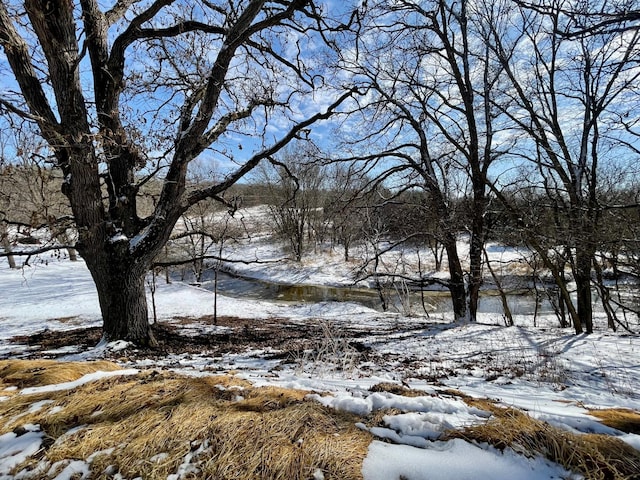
top-left (379, 191), bottom-right (447, 271)
top-left (171, 169), bottom-right (224, 284)
top-left (0, 0), bottom-right (355, 345)
top-left (341, 0), bottom-right (509, 322)
top-left (0, 127), bottom-right (78, 264)
top-left (539, 0), bottom-right (640, 36)
top-left (486, 0), bottom-right (640, 333)
top-left (263, 143), bottom-right (326, 262)
top-left (322, 164), bottom-right (373, 262)
top-left (0, 130), bottom-right (16, 268)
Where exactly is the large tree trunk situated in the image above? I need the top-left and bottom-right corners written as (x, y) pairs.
top-left (79, 234), bottom-right (157, 346)
top-left (428, 181), bottom-right (468, 322)
top-left (86, 249), bottom-right (157, 347)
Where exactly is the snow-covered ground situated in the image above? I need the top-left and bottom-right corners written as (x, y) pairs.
top-left (1, 249), bottom-right (639, 479)
top-left (169, 206), bottom-right (534, 289)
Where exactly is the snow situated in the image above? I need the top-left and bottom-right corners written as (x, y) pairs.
top-left (166, 440), bottom-right (210, 480)
top-left (109, 233), bottom-right (128, 244)
top-left (307, 391), bottom-right (489, 425)
top-left (0, 426), bottom-right (44, 477)
top-left (18, 369), bottom-right (139, 396)
top-left (361, 440), bottom-right (577, 480)
top-left (128, 224), bottom-right (152, 253)
top-left (48, 460), bottom-right (90, 480)
top-left (1, 244), bottom-right (639, 479)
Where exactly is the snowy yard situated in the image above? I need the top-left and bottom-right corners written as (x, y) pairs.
top-left (1, 255), bottom-right (639, 479)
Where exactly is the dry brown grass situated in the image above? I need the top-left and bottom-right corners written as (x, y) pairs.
top-left (0, 359), bottom-right (121, 389)
top-left (589, 408), bottom-right (640, 435)
top-left (445, 402), bottom-right (640, 480)
top-left (1, 362), bottom-right (370, 480)
top-left (4, 361), bottom-right (640, 480)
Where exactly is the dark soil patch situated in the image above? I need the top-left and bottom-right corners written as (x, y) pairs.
top-left (7, 315), bottom-right (376, 362)
top-left (11, 327), bottom-right (104, 352)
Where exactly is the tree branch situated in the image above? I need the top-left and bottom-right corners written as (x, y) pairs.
top-left (152, 254), bottom-right (285, 268)
top-left (0, 244), bottom-right (76, 257)
top-left (0, 3), bottom-right (60, 136)
top-left (184, 87), bottom-right (358, 208)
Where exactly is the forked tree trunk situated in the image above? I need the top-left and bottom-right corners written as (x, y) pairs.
top-left (554, 268), bottom-right (582, 334)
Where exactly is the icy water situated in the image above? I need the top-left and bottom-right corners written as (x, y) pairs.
top-left (185, 270), bottom-right (561, 316)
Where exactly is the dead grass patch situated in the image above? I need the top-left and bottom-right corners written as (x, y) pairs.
top-left (0, 359), bottom-right (121, 391)
top-left (589, 408), bottom-right (640, 435)
top-left (366, 407), bottom-right (405, 427)
top-left (445, 405), bottom-right (640, 480)
top-left (4, 361), bottom-right (638, 480)
top-left (1, 364), bottom-right (370, 480)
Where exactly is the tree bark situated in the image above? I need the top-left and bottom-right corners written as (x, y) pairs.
top-left (90, 256), bottom-right (157, 346)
